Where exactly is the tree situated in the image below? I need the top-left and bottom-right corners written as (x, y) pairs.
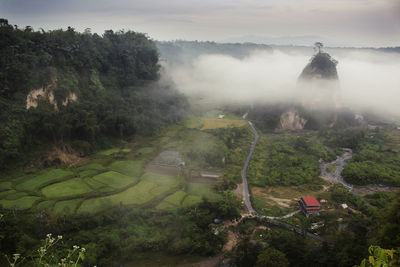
top-left (314, 42), bottom-right (323, 53)
top-left (255, 247), bottom-right (289, 267)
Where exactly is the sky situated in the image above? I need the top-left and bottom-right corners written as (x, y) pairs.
top-left (1, 0), bottom-right (399, 47)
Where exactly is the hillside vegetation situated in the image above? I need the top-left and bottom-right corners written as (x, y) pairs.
top-left (0, 18), bottom-right (187, 168)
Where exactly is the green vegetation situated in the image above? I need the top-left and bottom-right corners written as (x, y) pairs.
top-left (0, 19), bottom-right (188, 169)
top-left (15, 169), bottom-right (73, 191)
top-left (248, 134), bottom-right (334, 186)
top-left (339, 128), bottom-right (400, 186)
top-left (41, 178), bottom-right (92, 198)
top-left (109, 160), bottom-right (143, 176)
top-left (53, 198), bottom-right (82, 215)
top-left (91, 171), bottom-right (137, 189)
top-left (0, 196), bottom-right (40, 210)
top-left (186, 183), bottom-right (220, 201)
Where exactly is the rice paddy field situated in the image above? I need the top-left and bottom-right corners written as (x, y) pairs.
top-left (0, 131), bottom-right (225, 215)
top-left (0, 111), bottom-right (249, 215)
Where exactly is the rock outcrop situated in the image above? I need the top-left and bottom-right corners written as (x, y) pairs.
top-left (277, 46), bottom-right (340, 131)
top-left (277, 107), bottom-right (307, 131)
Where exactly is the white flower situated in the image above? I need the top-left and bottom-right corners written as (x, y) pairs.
top-left (58, 235), bottom-right (62, 239)
top-left (81, 247), bottom-right (86, 252)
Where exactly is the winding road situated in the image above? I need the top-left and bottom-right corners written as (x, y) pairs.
top-left (241, 121), bottom-right (258, 214)
top-left (241, 120), bottom-right (325, 242)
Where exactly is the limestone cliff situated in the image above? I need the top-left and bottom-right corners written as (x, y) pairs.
top-left (277, 108), bottom-right (307, 131)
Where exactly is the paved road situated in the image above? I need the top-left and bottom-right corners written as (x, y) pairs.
top-left (241, 121), bottom-right (259, 214)
top-left (241, 120), bottom-right (325, 243)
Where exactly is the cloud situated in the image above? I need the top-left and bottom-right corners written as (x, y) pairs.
top-left (1, 0), bottom-right (399, 46)
top-left (162, 48), bottom-right (400, 118)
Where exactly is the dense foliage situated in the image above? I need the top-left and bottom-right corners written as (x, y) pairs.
top-left (337, 128), bottom-right (400, 186)
top-left (0, 191), bottom-right (240, 266)
top-left (0, 18), bottom-right (188, 168)
top-left (248, 134), bottom-right (335, 186)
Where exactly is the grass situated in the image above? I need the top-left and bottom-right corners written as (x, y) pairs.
top-left (155, 201), bottom-right (177, 211)
top-left (0, 181), bottom-right (12, 191)
top-left (84, 177), bottom-right (113, 191)
top-left (0, 190), bottom-right (16, 198)
top-left (155, 190), bottom-right (188, 210)
top-left (141, 172), bottom-right (181, 187)
top-left (3, 191), bottom-right (28, 200)
top-left (186, 183), bottom-right (220, 201)
top-left (15, 169), bottom-right (74, 191)
top-left (79, 169), bottom-right (102, 178)
top-left (109, 160), bottom-right (143, 177)
top-left (53, 198), bottom-right (82, 215)
top-left (136, 147), bottom-right (155, 156)
top-left (149, 185), bottom-right (173, 196)
top-left (92, 171), bottom-right (138, 189)
top-left (163, 190), bottom-right (187, 206)
top-left (35, 200), bottom-right (54, 211)
top-left (121, 148), bottom-right (131, 153)
top-left (97, 148), bottom-right (121, 156)
top-left (0, 196), bottom-right (40, 210)
top-left (77, 162), bottom-right (106, 172)
top-left (182, 195), bottom-right (202, 207)
top-left (186, 117), bottom-right (246, 130)
top-left (77, 180), bottom-right (159, 214)
top-left (41, 178), bottom-right (93, 198)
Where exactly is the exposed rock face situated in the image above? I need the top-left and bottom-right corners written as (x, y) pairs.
top-left (278, 107), bottom-right (307, 131)
top-left (26, 76), bottom-right (77, 110)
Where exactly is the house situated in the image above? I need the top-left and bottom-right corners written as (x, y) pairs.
top-left (340, 203), bottom-right (348, 209)
top-left (298, 196), bottom-right (321, 216)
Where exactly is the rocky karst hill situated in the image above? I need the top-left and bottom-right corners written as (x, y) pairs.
top-left (278, 44), bottom-right (340, 131)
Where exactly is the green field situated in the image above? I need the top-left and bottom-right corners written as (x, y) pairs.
top-left (41, 178), bottom-right (93, 198)
top-left (0, 123), bottom-right (227, 216)
top-left (97, 148), bottom-right (121, 156)
top-left (155, 190), bottom-right (188, 210)
top-left (186, 117), bottom-right (246, 130)
top-left (78, 180), bottom-right (159, 214)
top-left (186, 183), bottom-right (220, 201)
top-left (77, 162), bottom-right (106, 172)
top-left (35, 200), bottom-right (54, 211)
top-left (0, 181), bottom-right (12, 191)
top-left (92, 171), bottom-right (138, 189)
top-left (0, 196), bottom-right (40, 210)
top-left (15, 169), bottom-right (74, 191)
top-left (109, 160), bottom-right (143, 177)
top-left (182, 195), bottom-right (202, 207)
top-left (141, 172), bottom-right (182, 187)
top-left (53, 198), bottom-right (82, 215)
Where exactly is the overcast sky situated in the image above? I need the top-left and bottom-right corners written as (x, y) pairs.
top-left (1, 0), bottom-right (399, 47)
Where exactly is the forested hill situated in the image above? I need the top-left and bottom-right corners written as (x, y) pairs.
top-left (0, 19), bottom-right (188, 168)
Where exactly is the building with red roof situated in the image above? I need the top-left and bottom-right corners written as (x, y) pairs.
top-left (298, 196), bottom-right (321, 216)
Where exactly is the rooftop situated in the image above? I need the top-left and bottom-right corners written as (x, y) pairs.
top-left (301, 196), bottom-right (320, 207)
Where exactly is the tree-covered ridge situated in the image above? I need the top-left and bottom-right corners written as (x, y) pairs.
top-left (0, 19), bottom-right (188, 167)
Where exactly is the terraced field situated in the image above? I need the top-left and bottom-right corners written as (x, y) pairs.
top-left (0, 133), bottom-right (222, 215)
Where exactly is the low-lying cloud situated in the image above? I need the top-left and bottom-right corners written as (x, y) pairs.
top-left (162, 48), bottom-right (400, 119)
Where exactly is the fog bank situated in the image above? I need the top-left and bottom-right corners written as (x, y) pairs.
top-left (162, 48), bottom-right (400, 119)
